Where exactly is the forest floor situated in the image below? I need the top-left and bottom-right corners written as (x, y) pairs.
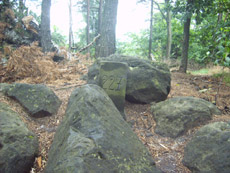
top-left (1, 56), bottom-right (230, 173)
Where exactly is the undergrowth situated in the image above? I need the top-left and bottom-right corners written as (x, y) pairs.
top-left (213, 72), bottom-right (230, 86)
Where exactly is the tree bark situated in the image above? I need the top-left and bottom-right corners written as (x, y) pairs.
top-left (179, 0), bottom-right (192, 73)
top-left (165, 0), bottom-right (172, 60)
top-left (87, 0), bottom-right (90, 55)
top-left (95, 0), bottom-right (118, 58)
top-left (148, 0), bottom-right (154, 60)
top-left (68, 0), bottom-right (74, 52)
top-left (98, 0), bottom-right (103, 35)
top-left (152, 0), bottom-right (172, 61)
top-left (95, 0), bottom-right (103, 58)
top-left (41, 0), bottom-right (52, 52)
top-left (19, 0), bottom-right (24, 15)
top-left (179, 17), bottom-right (191, 73)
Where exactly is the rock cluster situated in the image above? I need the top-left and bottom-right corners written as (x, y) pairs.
top-left (88, 54), bottom-right (171, 103)
top-left (45, 84), bottom-right (161, 173)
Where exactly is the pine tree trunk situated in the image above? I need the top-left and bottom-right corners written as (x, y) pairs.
top-left (165, 0), bottom-right (172, 60)
top-left (95, 0), bottom-right (103, 58)
top-left (41, 0), bottom-right (52, 52)
top-left (68, 0), bottom-right (74, 52)
top-left (148, 0), bottom-right (154, 60)
top-left (87, 0), bottom-right (90, 55)
top-left (95, 0), bottom-right (118, 58)
top-left (179, 17), bottom-right (191, 73)
top-left (19, 0), bottom-right (24, 15)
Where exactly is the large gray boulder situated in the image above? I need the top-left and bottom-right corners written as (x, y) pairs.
top-left (183, 122), bottom-right (230, 173)
top-left (45, 84), bottom-right (161, 173)
top-left (88, 54), bottom-right (171, 103)
top-left (0, 102), bottom-right (39, 173)
top-left (4, 83), bottom-right (61, 118)
top-left (151, 96), bottom-right (221, 138)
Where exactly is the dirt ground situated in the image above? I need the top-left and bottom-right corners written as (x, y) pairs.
top-left (125, 71), bottom-right (230, 173)
top-left (1, 60), bottom-right (230, 173)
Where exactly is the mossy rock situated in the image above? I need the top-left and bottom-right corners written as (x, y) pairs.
top-left (0, 102), bottom-right (39, 173)
top-left (183, 122), bottom-right (230, 173)
top-left (151, 96), bottom-right (221, 138)
top-left (45, 84), bottom-right (162, 173)
top-left (4, 83), bottom-right (61, 117)
top-left (88, 54), bottom-right (171, 103)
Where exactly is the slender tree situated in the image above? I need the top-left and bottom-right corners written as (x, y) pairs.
top-left (139, 0), bottom-right (172, 60)
top-left (95, 0), bottom-right (118, 58)
top-left (19, 0), bottom-right (24, 14)
top-left (148, 0), bottom-right (154, 60)
top-left (165, 0), bottom-right (172, 60)
top-left (86, 0), bottom-right (90, 54)
top-left (68, 0), bottom-right (74, 52)
top-left (176, 0), bottom-right (214, 72)
top-left (97, 0), bottom-right (103, 35)
top-left (41, 0), bottom-right (52, 52)
top-left (95, 0), bottom-right (103, 58)
top-left (179, 7), bottom-right (191, 73)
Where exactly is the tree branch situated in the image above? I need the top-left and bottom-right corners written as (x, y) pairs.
top-left (78, 34), bottom-right (101, 53)
top-left (153, 0), bottom-right (166, 21)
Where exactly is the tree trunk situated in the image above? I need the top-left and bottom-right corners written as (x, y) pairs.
top-left (165, 0), bottom-right (172, 60)
top-left (87, 0), bottom-right (90, 55)
top-left (179, 17), bottom-right (191, 73)
top-left (148, 0), bottom-right (154, 60)
top-left (98, 0), bottom-right (103, 35)
top-left (95, 0), bottom-right (118, 58)
top-left (95, 0), bottom-right (103, 58)
top-left (179, 0), bottom-right (192, 73)
top-left (19, 0), bottom-right (24, 15)
top-left (217, 13), bottom-right (223, 23)
top-left (41, 0), bottom-right (52, 52)
top-left (68, 0), bottom-right (74, 52)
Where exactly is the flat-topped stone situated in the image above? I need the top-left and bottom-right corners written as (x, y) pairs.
top-left (98, 61), bottom-right (128, 119)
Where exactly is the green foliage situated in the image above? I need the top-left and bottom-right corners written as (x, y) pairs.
top-left (190, 69), bottom-right (209, 75)
top-left (172, 0), bottom-right (230, 67)
top-left (187, 11), bottom-right (230, 66)
top-left (117, 30), bottom-right (149, 59)
top-left (15, 2), bottom-right (28, 21)
top-left (51, 26), bottom-right (67, 47)
top-left (117, 12), bottom-right (183, 61)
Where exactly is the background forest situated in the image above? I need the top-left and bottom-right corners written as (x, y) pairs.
top-left (0, 0), bottom-right (230, 77)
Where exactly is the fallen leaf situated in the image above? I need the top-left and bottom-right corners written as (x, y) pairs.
top-left (37, 156), bottom-right (42, 168)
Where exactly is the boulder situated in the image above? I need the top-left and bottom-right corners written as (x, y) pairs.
top-left (0, 102), bottom-right (39, 173)
top-left (4, 83), bottom-right (61, 118)
top-left (45, 84), bottom-right (161, 173)
top-left (151, 96), bottom-right (221, 138)
top-left (183, 122), bottom-right (230, 173)
top-left (87, 54), bottom-right (171, 103)
top-left (0, 83), bottom-right (11, 94)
